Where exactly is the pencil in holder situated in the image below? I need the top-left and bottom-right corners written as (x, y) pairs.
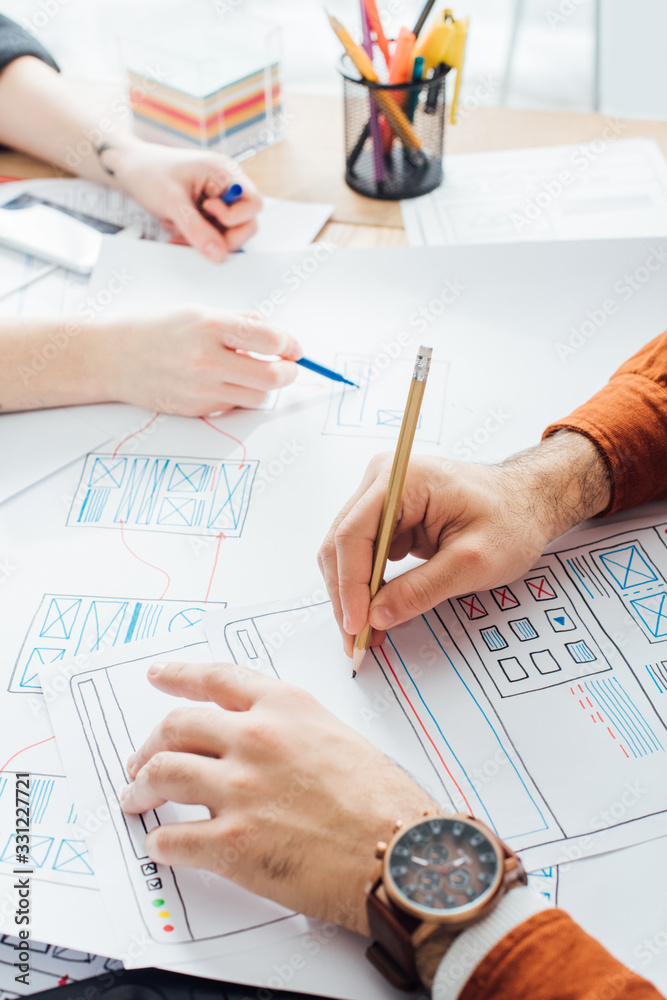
top-left (339, 55), bottom-right (449, 201)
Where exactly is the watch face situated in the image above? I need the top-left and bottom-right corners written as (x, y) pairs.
top-left (385, 817), bottom-right (503, 920)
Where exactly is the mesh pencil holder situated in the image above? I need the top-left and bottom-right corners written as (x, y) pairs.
top-left (339, 54), bottom-right (448, 201)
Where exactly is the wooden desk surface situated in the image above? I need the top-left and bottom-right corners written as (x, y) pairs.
top-left (2, 92), bottom-right (667, 248)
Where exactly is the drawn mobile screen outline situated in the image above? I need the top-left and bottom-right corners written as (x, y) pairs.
top-left (68, 640), bottom-right (300, 947)
top-left (321, 354), bottom-right (449, 444)
top-left (218, 603), bottom-right (559, 849)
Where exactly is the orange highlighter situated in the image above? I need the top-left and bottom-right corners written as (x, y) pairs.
top-left (381, 26), bottom-right (416, 153)
top-left (363, 0), bottom-right (391, 66)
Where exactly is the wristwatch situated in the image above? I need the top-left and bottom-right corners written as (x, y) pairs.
top-left (366, 812), bottom-right (527, 992)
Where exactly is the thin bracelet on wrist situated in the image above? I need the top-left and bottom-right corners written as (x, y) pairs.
top-left (95, 142), bottom-right (116, 177)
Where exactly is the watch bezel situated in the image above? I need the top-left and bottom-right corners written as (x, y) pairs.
top-left (382, 814), bottom-right (505, 925)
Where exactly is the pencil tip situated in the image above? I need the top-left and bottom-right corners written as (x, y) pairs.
top-left (352, 669), bottom-right (357, 679)
top-left (352, 645), bottom-right (367, 674)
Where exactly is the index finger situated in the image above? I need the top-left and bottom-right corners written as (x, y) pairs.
top-left (317, 458), bottom-right (389, 635)
top-left (146, 661), bottom-right (277, 710)
top-left (218, 311), bottom-right (302, 360)
top-left (202, 189), bottom-right (263, 229)
top-left (333, 482), bottom-right (390, 636)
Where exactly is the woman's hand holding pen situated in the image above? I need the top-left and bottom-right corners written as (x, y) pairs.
top-left (104, 140), bottom-right (263, 262)
top-left (318, 434), bottom-right (611, 655)
top-left (92, 307), bottom-right (302, 416)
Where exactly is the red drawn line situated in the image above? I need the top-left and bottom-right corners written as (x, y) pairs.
top-left (570, 687), bottom-right (575, 696)
top-left (597, 711), bottom-right (604, 723)
top-left (205, 532), bottom-right (225, 604)
top-left (620, 745), bottom-right (630, 758)
top-left (591, 714), bottom-right (597, 723)
top-left (378, 646), bottom-right (475, 816)
top-left (113, 413), bottom-right (160, 458)
top-left (579, 699), bottom-right (586, 709)
top-left (586, 697), bottom-right (593, 708)
top-left (120, 519), bottom-right (170, 599)
top-left (578, 684), bottom-right (584, 693)
top-left (200, 415), bottom-right (246, 466)
top-left (1, 736), bottom-right (56, 775)
top-left (607, 727), bottom-right (616, 739)
top-left (210, 466), bottom-right (217, 492)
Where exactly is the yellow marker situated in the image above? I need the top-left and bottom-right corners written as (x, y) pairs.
top-left (415, 10), bottom-right (456, 72)
top-left (158, 910), bottom-right (170, 918)
top-left (327, 13), bottom-right (423, 154)
top-left (415, 9), bottom-right (469, 123)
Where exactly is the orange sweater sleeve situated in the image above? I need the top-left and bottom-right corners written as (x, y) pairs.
top-left (459, 910), bottom-right (663, 1000)
top-left (543, 330), bottom-right (667, 516)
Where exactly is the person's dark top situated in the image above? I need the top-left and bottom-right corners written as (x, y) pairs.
top-left (0, 14), bottom-right (59, 74)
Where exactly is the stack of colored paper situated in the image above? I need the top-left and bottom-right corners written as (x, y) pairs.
top-left (128, 62), bottom-right (281, 149)
top-left (121, 9), bottom-right (283, 157)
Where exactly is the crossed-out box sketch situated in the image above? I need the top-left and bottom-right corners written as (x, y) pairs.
top-left (68, 454), bottom-right (257, 536)
top-left (594, 540), bottom-right (667, 642)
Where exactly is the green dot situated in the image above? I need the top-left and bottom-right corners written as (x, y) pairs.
top-left (152, 899), bottom-right (165, 907)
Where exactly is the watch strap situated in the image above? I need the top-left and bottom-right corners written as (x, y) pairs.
top-left (366, 883), bottom-right (422, 991)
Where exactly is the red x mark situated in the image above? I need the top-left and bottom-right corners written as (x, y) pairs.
top-left (458, 594), bottom-right (487, 619)
top-left (526, 576), bottom-right (556, 600)
top-left (492, 586), bottom-right (519, 609)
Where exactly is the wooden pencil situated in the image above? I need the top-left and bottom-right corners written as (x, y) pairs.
top-left (352, 345), bottom-right (433, 676)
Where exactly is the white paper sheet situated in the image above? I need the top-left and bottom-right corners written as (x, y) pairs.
top-left (38, 508), bottom-right (667, 992)
top-left (2, 236), bottom-right (667, 962)
top-left (243, 196), bottom-right (332, 252)
top-left (401, 138), bottom-right (667, 247)
top-left (0, 412), bottom-right (110, 506)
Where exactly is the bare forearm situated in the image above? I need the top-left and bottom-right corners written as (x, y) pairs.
top-left (0, 55), bottom-right (134, 184)
top-left (0, 318), bottom-right (111, 411)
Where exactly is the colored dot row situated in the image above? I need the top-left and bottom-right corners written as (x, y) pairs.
top-left (152, 897), bottom-right (173, 932)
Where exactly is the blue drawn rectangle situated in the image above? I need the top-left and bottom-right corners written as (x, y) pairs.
top-left (509, 618), bottom-right (538, 641)
top-left (597, 544), bottom-right (658, 590)
top-left (630, 593), bottom-right (667, 639)
top-left (480, 626), bottom-right (507, 651)
top-left (566, 640), bottom-right (596, 664)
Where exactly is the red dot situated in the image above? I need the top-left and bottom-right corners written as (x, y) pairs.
top-left (163, 925), bottom-right (174, 933)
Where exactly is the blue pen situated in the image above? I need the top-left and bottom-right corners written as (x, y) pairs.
top-left (296, 356), bottom-right (358, 388)
top-left (221, 183), bottom-right (243, 206)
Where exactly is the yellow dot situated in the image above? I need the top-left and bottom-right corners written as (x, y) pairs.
top-left (158, 910), bottom-right (170, 919)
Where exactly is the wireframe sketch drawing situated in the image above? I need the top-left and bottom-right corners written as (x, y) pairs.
top-left (68, 454), bottom-right (257, 536)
